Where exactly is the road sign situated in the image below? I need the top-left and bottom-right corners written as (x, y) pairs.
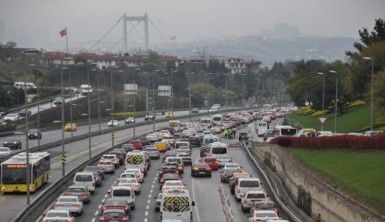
top-left (61, 154), bottom-right (67, 164)
top-left (158, 85), bottom-right (171, 97)
top-left (111, 132), bottom-right (115, 139)
top-left (319, 117), bottom-right (326, 124)
top-left (124, 84), bottom-right (138, 95)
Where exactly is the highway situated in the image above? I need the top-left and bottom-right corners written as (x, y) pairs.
top-left (0, 109), bottom-right (212, 222)
top-left (35, 118), bottom-right (286, 222)
top-left (0, 110), bottom-right (191, 155)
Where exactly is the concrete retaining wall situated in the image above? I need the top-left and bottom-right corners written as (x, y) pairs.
top-left (250, 142), bottom-right (384, 222)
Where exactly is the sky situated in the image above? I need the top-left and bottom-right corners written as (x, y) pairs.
top-left (0, 0), bottom-right (384, 51)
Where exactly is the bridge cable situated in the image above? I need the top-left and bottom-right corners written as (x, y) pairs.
top-left (88, 16), bottom-right (123, 51)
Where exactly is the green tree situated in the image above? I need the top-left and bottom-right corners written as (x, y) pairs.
top-left (373, 69), bottom-right (385, 115)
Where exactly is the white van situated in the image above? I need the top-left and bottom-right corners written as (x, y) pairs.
top-left (202, 134), bottom-right (219, 147)
top-left (110, 185), bottom-right (136, 209)
top-left (235, 178), bottom-right (262, 200)
top-left (199, 117), bottom-right (212, 128)
top-left (212, 114), bottom-right (223, 126)
top-left (175, 141), bottom-right (190, 149)
top-left (73, 172), bottom-right (96, 193)
top-left (256, 121), bottom-right (268, 137)
top-left (160, 189), bottom-right (195, 222)
top-left (125, 151), bottom-right (146, 173)
top-left (208, 142), bottom-right (228, 158)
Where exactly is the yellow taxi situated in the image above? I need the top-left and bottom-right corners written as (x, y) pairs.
top-left (165, 111), bottom-right (175, 120)
top-left (154, 141), bottom-right (168, 152)
top-left (64, 123), bottom-right (78, 132)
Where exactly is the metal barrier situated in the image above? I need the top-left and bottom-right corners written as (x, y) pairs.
top-left (241, 141), bottom-right (302, 222)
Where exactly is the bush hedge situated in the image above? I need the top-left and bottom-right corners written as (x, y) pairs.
top-left (270, 135), bottom-right (385, 150)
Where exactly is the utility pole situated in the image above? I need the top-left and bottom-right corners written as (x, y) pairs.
top-left (87, 64), bottom-right (92, 159)
top-left (110, 68), bottom-right (115, 147)
top-left (23, 52), bottom-right (30, 205)
top-left (61, 67), bottom-right (67, 177)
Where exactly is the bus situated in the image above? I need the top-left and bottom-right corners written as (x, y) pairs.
top-left (1, 152), bottom-right (50, 193)
top-left (274, 125), bottom-right (297, 137)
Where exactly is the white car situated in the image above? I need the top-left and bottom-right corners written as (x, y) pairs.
top-left (116, 178), bottom-right (141, 194)
top-left (0, 147), bottom-right (11, 156)
top-left (146, 133), bottom-right (159, 142)
top-left (248, 210), bottom-right (279, 222)
top-left (3, 113), bottom-right (18, 122)
top-left (162, 180), bottom-right (185, 192)
top-left (54, 196), bottom-right (84, 216)
top-left (107, 120), bottom-right (118, 127)
top-left (317, 131), bottom-right (333, 137)
top-left (124, 168), bottom-right (144, 183)
top-left (42, 209), bottom-right (74, 222)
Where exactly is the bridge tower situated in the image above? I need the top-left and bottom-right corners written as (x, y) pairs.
top-left (122, 13), bottom-right (149, 54)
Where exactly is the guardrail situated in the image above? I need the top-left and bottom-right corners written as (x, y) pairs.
top-left (241, 141), bottom-right (302, 222)
top-left (13, 107), bottom-right (250, 221)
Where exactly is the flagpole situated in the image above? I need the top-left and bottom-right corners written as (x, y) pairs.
top-left (65, 28), bottom-right (69, 54)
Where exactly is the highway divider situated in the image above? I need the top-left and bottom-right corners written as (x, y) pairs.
top-left (218, 185), bottom-right (235, 222)
top-left (241, 141), bottom-right (302, 222)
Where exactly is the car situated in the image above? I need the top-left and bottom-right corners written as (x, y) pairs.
top-left (162, 150), bottom-right (178, 162)
top-left (3, 113), bottom-right (18, 122)
top-left (177, 152), bottom-right (192, 165)
top-left (235, 178), bottom-right (262, 201)
top-left (240, 190), bottom-right (267, 212)
top-left (101, 198), bottom-right (131, 215)
top-left (238, 132), bottom-right (249, 142)
top-left (19, 109), bottom-right (31, 117)
top-left (109, 186), bottom-right (136, 210)
top-left (137, 136), bottom-right (150, 146)
top-left (99, 209), bottom-right (130, 222)
top-left (317, 131), bottom-right (333, 137)
top-left (73, 172), bottom-right (96, 194)
top-left (201, 157), bottom-right (220, 171)
top-left (124, 168), bottom-right (144, 183)
top-left (53, 196), bottom-right (84, 216)
top-left (101, 154), bottom-right (120, 168)
top-left (164, 157), bottom-right (184, 173)
top-left (216, 155), bottom-right (233, 168)
top-left (116, 177), bottom-right (141, 194)
top-left (165, 111), bottom-right (175, 120)
top-left (145, 133), bottom-right (159, 142)
top-left (129, 140), bottom-right (143, 150)
top-left (229, 171), bottom-right (251, 195)
top-left (191, 162), bottom-right (212, 177)
top-left (159, 173), bottom-right (181, 189)
top-left (42, 209), bottom-right (74, 222)
top-left (191, 108), bottom-right (199, 114)
top-left (249, 199), bottom-right (278, 215)
top-left (97, 161), bottom-right (115, 174)
top-left (364, 130), bottom-right (384, 136)
top-left (158, 165), bottom-right (179, 181)
top-left (297, 128), bottom-right (317, 137)
top-left (53, 97), bottom-right (65, 106)
top-left (0, 147), bottom-right (11, 156)
top-left (154, 193), bottom-right (163, 212)
top-left (84, 165), bottom-right (105, 180)
top-left (219, 163), bottom-right (242, 183)
top-left (63, 185), bottom-right (91, 204)
top-left (108, 149), bottom-right (126, 165)
top-left (144, 113), bottom-right (155, 121)
top-left (125, 117), bottom-right (135, 124)
top-left (107, 120), bottom-right (118, 127)
top-left (3, 137), bottom-right (22, 149)
top-left (154, 141), bottom-right (168, 152)
top-left (64, 123), bottom-right (77, 132)
top-left (27, 129), bottom-right (42, 139)
top-left (144, 146), bottom-right (161, 159)
top-left (248, 210), bottom-right (279, 222)
top-left (162, 179), bottom-right (185, 192)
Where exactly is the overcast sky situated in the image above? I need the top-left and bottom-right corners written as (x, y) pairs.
top-left (0, 0), bottom-right (384, 50)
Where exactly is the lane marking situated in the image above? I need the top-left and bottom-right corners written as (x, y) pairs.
top-left (147, 199), bottom-right (151, 204)
top-left (145, 211), bottom-right (149, 216)
top-left (146, 205), bottom-right (149, 210)
top-left (148, 194), bottom-right (152, 199)
top-left (144, 218), bottom-right (148, 222)
top-left (94, 211), bottom-right (98, 216)
top-left (98, 204), bottom-right (102, 209)
top-left (91, 218), bottom-right (95, 222)
top-left (102, 198), bottom-right (105, 203)
top-left (191, 177), bottom-right (202, 222)
top-left (104, 194), bottom-right (108, 198)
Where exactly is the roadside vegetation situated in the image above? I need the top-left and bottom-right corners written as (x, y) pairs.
top-left (290, 148), bottom-right (385, 213)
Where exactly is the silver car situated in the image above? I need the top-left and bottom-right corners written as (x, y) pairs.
top-left (54, 196), bottom-right (84, 216)
top-left (42, 209), bottom-right (75, 222)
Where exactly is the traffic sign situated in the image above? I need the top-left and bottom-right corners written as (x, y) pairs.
top-left (319, 117), bottom-right (326, 124)
top-left (61, 154), bottom-right (67, 164)
top-left (111, 132), bottom-right (115, 139)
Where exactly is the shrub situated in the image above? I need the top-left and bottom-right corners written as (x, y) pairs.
top-left (348, 100), bottom-right (366, 108)
top-left (271, 135), bottom-right (385, 150)
top-left (295, 106), bottom-right (316, 116)
top-left (310, 110), bottom-right (326, 118)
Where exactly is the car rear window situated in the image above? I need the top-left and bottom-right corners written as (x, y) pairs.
top-left (113, 189), bottom-right (131, 196)
top-left (240, 180), bottom-right (260, 187)
top-left (75, 174), bottom-right (93, 182)
top-left (212, 147), bottom-right (227, 154)
top-left (247, 193), bottom-right (265, 199)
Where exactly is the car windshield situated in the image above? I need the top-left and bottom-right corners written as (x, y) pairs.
top-left (105, 199), bottom-right (126, 205)
top-left (0, 148), bottom-right (10, 151)
top-left (247, 193), bottom-right (265, 199)
top-left (46, 212), bottom-right (68, 217)
top-left (75, 174), bottom-right (92, 181)
top-left (240, 180), bottom-right (260, 187)
top-left (255, 212), bottom-right (277, 218)
top-left (113, 189), bottom-right (131, 196)
top-left (1, 167), bottom-right (26, 184)
top-left (212, 147), bottom-right (227, 154)
top-left (103, 156), bottom-right (115, 159)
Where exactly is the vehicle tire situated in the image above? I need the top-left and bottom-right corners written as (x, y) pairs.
top-left (191, 173), bottom-right (195, 177)
top-left (155, 208), bottom-right (159, 212)
top-left (78, 210), bottom-right (83, 216)
top-left (131, 205), bottom-right (135, 210)
top-left (230, 189), bottom-right (234, 195)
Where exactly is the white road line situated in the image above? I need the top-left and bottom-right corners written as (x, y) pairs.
top-left (144, 218), bottom-right (148, 222)
top-left (145, 211), bottom-right (149, 216)
top-left (151, 184), bottom-right (154, 188)
top-left (104, 194), bottom-right (108, 198)
top-left (91, 218), bottom-right (95, 222)
top-left (146, 205), bottom-right (150, 210)
top-left (102, 198), bottom-right (105, 203)
top-left (148, 194), bottom-right (152, 199)
top-left (191, 178), bottom-right (202, 222)
top-left (94, 211), bottom-right (98, 216)
top-left (150, 189), bottom-right (153, 194)
top-left (147, 199), bottom-right (151, 204)
top-left (98, 204), bottom-right (102, 209)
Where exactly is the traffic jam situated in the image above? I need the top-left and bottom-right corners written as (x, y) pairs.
top-left (40, 107), bottom-right (290, 222)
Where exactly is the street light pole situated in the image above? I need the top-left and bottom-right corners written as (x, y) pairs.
top-left (93, 68), bottom-right (101, 132)
top-left (225, 73), bottom-right (228, 113)
top-left (22, 52), bottom-right (30, 205)
top-left (110, 68), bottom-right (115, 147)
top-left (29, 64), bottom-right (41, 151)
top-left (68, 69), bottom-right (74, 139)
top-left (363, 57), bottom-right (374, 131)
top-left (61, 66), bottom-right (67, 177)
top-left (329, 70), bottom-right (338, 133)
top-left (87, 64), bottom-right (92, 159)
top-left (317, 72), bottom-right (326, 131)
top-left (188, 72), bottom-right (192, 121)
top-left (241, 73), bottom-right (246, 108)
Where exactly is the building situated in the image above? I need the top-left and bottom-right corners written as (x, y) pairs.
top-left (224, 58), bottom-right (247, 74)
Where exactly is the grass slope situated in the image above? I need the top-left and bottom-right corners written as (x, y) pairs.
top-left (288, 106), bottom-right (371, 133)
top-left (290, 148), bottom-right (385, 213)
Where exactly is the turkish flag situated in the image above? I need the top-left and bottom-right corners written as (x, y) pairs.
top-left (59, 28), bottom-right (67, 37)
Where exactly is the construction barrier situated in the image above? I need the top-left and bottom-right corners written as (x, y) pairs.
top-left (218, 185), bottom-right (234, 222)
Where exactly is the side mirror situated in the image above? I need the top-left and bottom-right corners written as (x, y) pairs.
top-left (192, 201), bottom-right (195, 206)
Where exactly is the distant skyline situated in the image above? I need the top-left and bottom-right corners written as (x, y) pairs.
top-left (0, 0), bottom-right (384, 51)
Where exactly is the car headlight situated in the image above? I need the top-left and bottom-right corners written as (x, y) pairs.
top-left (14, 142), bottom-right (17, 144)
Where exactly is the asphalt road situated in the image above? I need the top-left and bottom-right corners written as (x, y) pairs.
top-left (34, 119), bottom-right (287, 222)
top-left (0, 110), bottom-right (191, 155)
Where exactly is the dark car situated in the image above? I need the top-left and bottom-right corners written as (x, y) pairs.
top-left (108, 149), bottom-right (126, 165)
top-left (3, 137), bottom-right (22, 149)
top-left (159, 173), bottom-right (181, 189)
top-left (19, 109), bottom-right (31, 117)
top-left (101, 198), bottom-right (131, 215)
top-left (191, 162), bottom-right (212, 177)
top-left (191, 108), bottom-right (199, 114)
top-left (154, 193), bottom-right (163, 212)
top-left (144, 146), bottom-right (160, 159)
top-left (84, 165), bottom-right (105, 180)
top-left (121, 143), bottom-right (133, 152)
top-left (28, 129), bottom-right (42, 139)
top-left (99, 209), bottom-right (129, 222)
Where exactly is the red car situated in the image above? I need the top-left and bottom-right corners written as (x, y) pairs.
top-left (202, 157), bottom-right (220, 170)
top-left (129, 140), bottom-right (143, 150)
top-left (101, 198), bottom-right (130, 215)
top-left (99, 209), bottom-right (129, 222)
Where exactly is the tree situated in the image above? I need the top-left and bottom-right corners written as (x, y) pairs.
top-left (373, 69), bottom-right (385, 115)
